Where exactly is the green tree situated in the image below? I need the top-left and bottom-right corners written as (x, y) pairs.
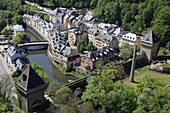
top-left (0, 74), bottom-right (14, 103)
top-left (134, 88), bottom-right (170, 113)
top-left (120, 43), bottom-right (133, 61)
top-left (13, 32), bottom-right (24, 45)
top-left (12, 14), bottom-right (23, 25)
top-left (50, 87), bottom-right (80, 113)
top-left (76, 41), bottom-right (85, 53)
top-left (46, 81), bottom-right (60, 97)
top-left (166, 41), bottom-right (170, 50)
top-left (32, 63), bottom-right (50, 83)
top-left (12, 107), bottom-right (25, 113)
top-left (78, 101), bottom-right (95, 113)
top-left (1, 27), bottom-right (10, 36)
top-left (0, 20), bottom-right (7, 32)
top-left (87, 41), bottom-right (95, 51)
top-left (82, 69), bottom-right (137, 112)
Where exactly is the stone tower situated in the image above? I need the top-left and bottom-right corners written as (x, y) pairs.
top-left (140, 30), bottom-right (159, 62)
top-left (15, 65), bottom-right (48, 113)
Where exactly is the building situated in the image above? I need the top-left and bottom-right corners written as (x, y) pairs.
top-left (51, 43), bottom-right (80, 71)
top-left (13, 25), bottom-right (25, 36)
top-left (68, 29), bottom-right (87, 47)
top-left (4, 46), bottom-right (30, 72)
top-left (11, 58), bottom-right (30, 72)
top-left (140, 30), bottom-right (159, 62)
top-left (5, 46), bottom-right (24, 65)
top-left (15, 65), bottom-right (48, 112)
top-left (97, 23), bottom-right (117, 35)
top-left (120, 33), bottom-right (141, 47)
top-left (94, 34), bottom-right (118, 49)
top-left (81, 46), bottom-right (115, 71)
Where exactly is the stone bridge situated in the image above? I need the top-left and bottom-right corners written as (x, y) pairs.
top-left (64, 76), bottom-right (89, 92)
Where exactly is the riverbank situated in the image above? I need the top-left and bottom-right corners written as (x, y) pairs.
top-left (47, 50), bottom-right (85, 79)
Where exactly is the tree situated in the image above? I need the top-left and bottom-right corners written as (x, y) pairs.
top-left (12, 14), bottom-right (23, 25)
top-left (87, 41), bottom-right (96, 51)
top-left (0, 74), bottom-right (14, 102)
top-left (78, 101), bottom-right (95, 113)
top-left (120, 43), bottom-right (133, 61)
top-left (1, 27), bottom-right (10, 36)
top-left (46, 81), bottom-right (60, 97)
top-left (166, 41), bottom-right (170, 50)
top-left (32, 63), bottom-right (50, 83)
top-left (13, 32), bottom-right (24, 45)
top-left (50, 87), bottom-right (80, 113)
top-left (134, 87), bottom-right (170, 113)
top-left (12, 107), bottom-right (25, 113)
top-left (0, 20), bottom-right (7, 33)
top-left (82, 69), bottom-right (137, 112)
top-left (76, 41), bottom-right (85, 53)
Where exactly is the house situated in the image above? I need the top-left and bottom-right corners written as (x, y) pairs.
top-left (68, 29), bottom-right (87, 47)
top-left (97, 23), bottom-right (117, 35)
top-left (50, 8), bottom-right (66, 24)
top-left (63, 14), bottom-right (76, 29)
top-left (120, 33), bottom-right (141, 47)
top-left (13, 25), bottom-right (25, 36)
top-left (81, 46), bottom-right (115, 71)
top-left (5, 46), bottom-right (24, 65)
top-left (51, 43), bottom-right (80, 71)
top-left (87, 28), bottom-right (98, 44)
top-left (87, 18), bottom-right (105, 29)
top-left (11, 57), bottom-right (30, 72)
top-left (94, 34), bottom-right (118, 49)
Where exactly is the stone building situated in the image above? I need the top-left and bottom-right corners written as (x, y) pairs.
top-left (15, 65), bottom-right (48, 113)
top-left (140, 30), bottom-right (159, 62)
top-left (68, 29), bottom-right (87, 47)
top-left (81, 46), bottom-right (115, 71)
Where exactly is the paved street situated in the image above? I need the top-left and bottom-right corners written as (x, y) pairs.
top-left (0, 54), bottom-right (10, 76)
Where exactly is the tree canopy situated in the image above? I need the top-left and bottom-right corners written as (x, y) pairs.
top-left (32, 63), bottom-right (51, 83)
top-left (12, 32), bottom-right (24, 45)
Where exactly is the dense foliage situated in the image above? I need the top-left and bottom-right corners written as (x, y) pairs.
top-left (120, 43), bottom-right (133, 61)
top-left (0, 74), bottom-right (24, 113)
top-left (82, 68), bottom-right (170, 113)
top-left (12, 32), bottom-right (24, 45)
top-left (32, 62), bottom-right (50, 83)
top-left (0, 0), bottom-right (42, 33)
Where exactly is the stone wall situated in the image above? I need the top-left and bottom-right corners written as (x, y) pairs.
top-left (150, 60), bottom-right (170, 74)
top-left (121, 55), bottom-right (147, 75)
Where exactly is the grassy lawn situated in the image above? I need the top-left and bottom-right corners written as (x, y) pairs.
top-left (65, 71), bottom-right (86, 79)
top-left (122, 66), bottom-right (170, 88)
top-left (160, 63), bottom-right (170, 68)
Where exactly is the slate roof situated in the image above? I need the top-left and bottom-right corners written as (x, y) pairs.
top-left (16, 65), bottom-right (45, 91)
top-left (13, 25), bottom-right (24, 32)
top-left (96, 34), bottom-right (113, 43)
top-left (83, 14), bottom-right (94, 22)
top-left (85, 46), bottom-right (114, 62)
top-left (141, 30), bottom-right (158, 44)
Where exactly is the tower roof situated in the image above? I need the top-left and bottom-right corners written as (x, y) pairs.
top-left (141, 30), bottom-right (158, 44)
top-left (16, 65), bottom-right (46, 91)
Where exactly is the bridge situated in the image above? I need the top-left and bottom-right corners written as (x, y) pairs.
top-left (18, 41), bottom-right (49, 49)
top-left (64, 76), bottom-right (89, 92)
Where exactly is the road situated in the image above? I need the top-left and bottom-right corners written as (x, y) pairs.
top-left (0, 54), bottom-right (10, 76)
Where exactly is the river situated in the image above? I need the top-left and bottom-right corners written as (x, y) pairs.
top-left (25, 29), bottom-right (77, 85)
